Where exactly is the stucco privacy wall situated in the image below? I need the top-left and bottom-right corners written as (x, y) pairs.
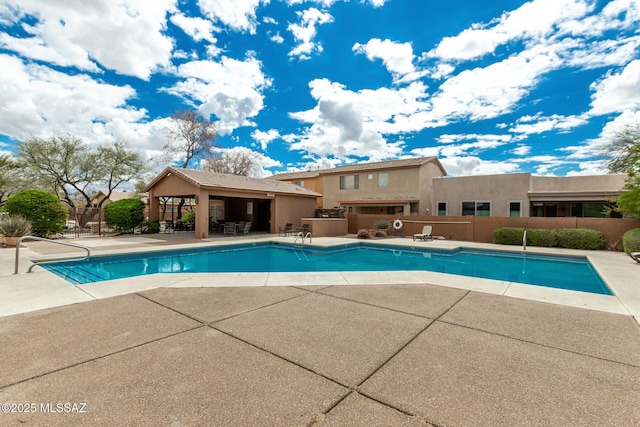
top-left (348, 214), bottom-right (640, 245)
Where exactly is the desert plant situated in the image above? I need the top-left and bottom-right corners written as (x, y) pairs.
top-left (104, 198), bottom-right (145, 234)
top-left (622, 228), bottom-right (640, 254)
top-left (4, 190), bottom-right (66, 237)
top-left (556, 228), bottom-right (606, 250)
top-left (526, 228), bottom-right (558, 247)
top-left (145, 220), bottom-right (160, 234)
top-left (357, 228), bottom-right (371, 239)
top-left (180, 211), bottom-right (196, 230)
top-left (0, 215), bottom-right (32, 237)
top-left (373, 230), bottom-right (387, 238)
top-left (492, 227), bottom-right (524, 245)
top-left (373, 220), bottom-right (389, 230)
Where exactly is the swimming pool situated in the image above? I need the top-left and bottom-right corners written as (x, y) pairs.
top-left (43, 242), bottom-right (611, 295)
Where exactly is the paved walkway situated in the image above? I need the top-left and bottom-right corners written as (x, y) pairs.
top-left (1, 234), bottom-right (639, 425)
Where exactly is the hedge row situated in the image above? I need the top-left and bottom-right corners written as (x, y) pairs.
top-left (622, 228), bottom-right (640, 254)
top-left (493, 227), bottom-right (606, 250)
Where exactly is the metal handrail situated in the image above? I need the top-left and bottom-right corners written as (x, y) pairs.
top-left (14, 236), bottom-right (91, 274)
top-left (523, 229), bottom-right (527, 251)
top-left (293, 231), bottom-right (312, 247)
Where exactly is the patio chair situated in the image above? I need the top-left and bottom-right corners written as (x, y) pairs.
top-left (631, 252), bottom-right (640, 263)
top-left (223, 222), bottom-right (237, 237)
top-left (413, 225), bottom-right (433, 241)
top-left (279, 223), bottom-right (293, 236)
top-left (242, 222), bottom-right (252, 235)
top-left (296, 223), bottom-right (310, 236)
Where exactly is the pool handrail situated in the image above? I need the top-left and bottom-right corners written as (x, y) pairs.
top-left (14, 236), bottom-right (91, 274)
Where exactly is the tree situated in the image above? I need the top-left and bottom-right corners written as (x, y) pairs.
top-left (0, 154), bottom-right (22, 207)
top-left (104, 198), bottom-right (145, 234)
top-left (202, 148), bottom-right (259, 176)
top-left (163, 109), bottom-right (217, 218)
top-left (18, 136), bottom-right (147, 221)
top-left (4, 190), bottom-right (67, 237)
top-left (606, 124), bottom-right (640, 218)
top-left (164, 109), bottom-right (217, 169)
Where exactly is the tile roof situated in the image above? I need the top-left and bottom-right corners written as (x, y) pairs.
top-left (147, 167), bottom-right (321, 197)
top-left (270, 156), bottom-right (445, 180)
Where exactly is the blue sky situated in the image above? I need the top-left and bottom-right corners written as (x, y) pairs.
top-left (1, 0), bottom-right (639, 178)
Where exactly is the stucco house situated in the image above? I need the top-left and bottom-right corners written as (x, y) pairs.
top-left (272, 157), bottom-right (447, 216)
top-left (432, 173), bottom-right (628, 218)
top-left (145, 167), bottom-right (321, 238)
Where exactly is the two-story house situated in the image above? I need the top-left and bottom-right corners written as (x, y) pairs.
top-left (272, 157), bottom-right (447, 216)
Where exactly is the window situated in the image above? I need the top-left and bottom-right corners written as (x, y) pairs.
top-left (509, 201), bottom-right (521, 217)
top-left (462, 201), bottom-right (491, 216)
top-left (476, 202), bottom-right (491, 216)
top-left (294, 180), bottom-right (304, 187)
top-left (437, 202), bottom-right (447, 216)
top-left (462, 201), bottom-right (476, 216)
top-left (377, 172), bottom-right (389, 187)
top-left (339, 174), bottom-right (359, 190)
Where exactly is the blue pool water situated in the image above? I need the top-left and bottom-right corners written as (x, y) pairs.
top-left (43, 242), bottom-right (611, 295)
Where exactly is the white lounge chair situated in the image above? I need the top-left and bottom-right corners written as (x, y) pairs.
top-left (631, 252), bottom-right (640, 263)
top-left (413, 225), bottom-right (433, 241)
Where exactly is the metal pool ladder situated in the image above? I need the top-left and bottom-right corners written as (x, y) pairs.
top-left (523, 229), bottom-right (527, 251)
top-left (14, 236), bottom-right (91, 274)
top-left (293, 231), bottom-right (312, 247)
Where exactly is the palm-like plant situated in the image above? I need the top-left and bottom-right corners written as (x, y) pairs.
top-left (0, 214), bottom-right (32, 237)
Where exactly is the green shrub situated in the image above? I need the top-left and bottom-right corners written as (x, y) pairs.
top-left (622, 228), bottom-right (640, 254)
top-left (4, 190), bottom-right (66, 237)
top-left (493, 226), bottom-right (605, 250)
top-left (104, 198), bottom-right (145, 234)
top-left (492, 227), bottom-right (524, 245)
top-left (146, 220), bottom-right (160, 234)
top-left (374, 220), bottom-right (389, 230)
top-left (556, 228), bottom-right (606, 250)
top-left (0, 215), bottom-right (32, 237)
top-left (526, 229), bottom-right (558, 247)
top-left (357, 229), bottom-right (371, 239)
top-left (180, 211), bottom-right (196, 230)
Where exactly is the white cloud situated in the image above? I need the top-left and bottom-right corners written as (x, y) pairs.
top-left (561, 110), bottom-right (640, 164)
top-left (197, 0), bottom-right (265, 34)
top-left (353, 38), bottom-right (416, 79)
top-left (0, 54), bottom-right (147, 142)
top-left (510, 113), bottom-right (588, 135)
top-left (269, 32), bottom-right (285, 44)
top-left (0, 0), bottom-right (176, 80)
top-left (170, 12), bottom-right (218, 44)
top-left (251, 129), bottom-right (281, 150)
top-left (287, 8), bottom-right (333, 60)
top-left (165, 56), bottom-right (272, 135)
top-left (430, 0), bottom-right (592, 61)
top-left (589, 59), bottom-right (640, 115)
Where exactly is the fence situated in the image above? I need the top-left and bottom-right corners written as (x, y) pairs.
top-left (348, 214), bottom-right (640, 249)
top-left (64, 208), bottom-right (115, 238)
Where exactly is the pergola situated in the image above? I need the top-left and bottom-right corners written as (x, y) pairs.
top-left (145, 167), bottom-right (321, 239)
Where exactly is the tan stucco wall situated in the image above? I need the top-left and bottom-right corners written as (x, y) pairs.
top-left (432, 173), bottom-right (531, 217)
top-left (530, 174), bottom-right (627, 199)
top-left (280, 176), bottom-right (323, 207)
top-left (299, 218), bottom-right (348, 237)
top-left (322, 167), bottom-right (422, 209)
top-left (419, 162), bottom-right (446, 215)
top-left (272, 195), bottom-right (317, 233)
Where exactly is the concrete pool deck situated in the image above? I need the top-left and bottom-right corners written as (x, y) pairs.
top-left (1, 234), bottom-right (639, 425)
